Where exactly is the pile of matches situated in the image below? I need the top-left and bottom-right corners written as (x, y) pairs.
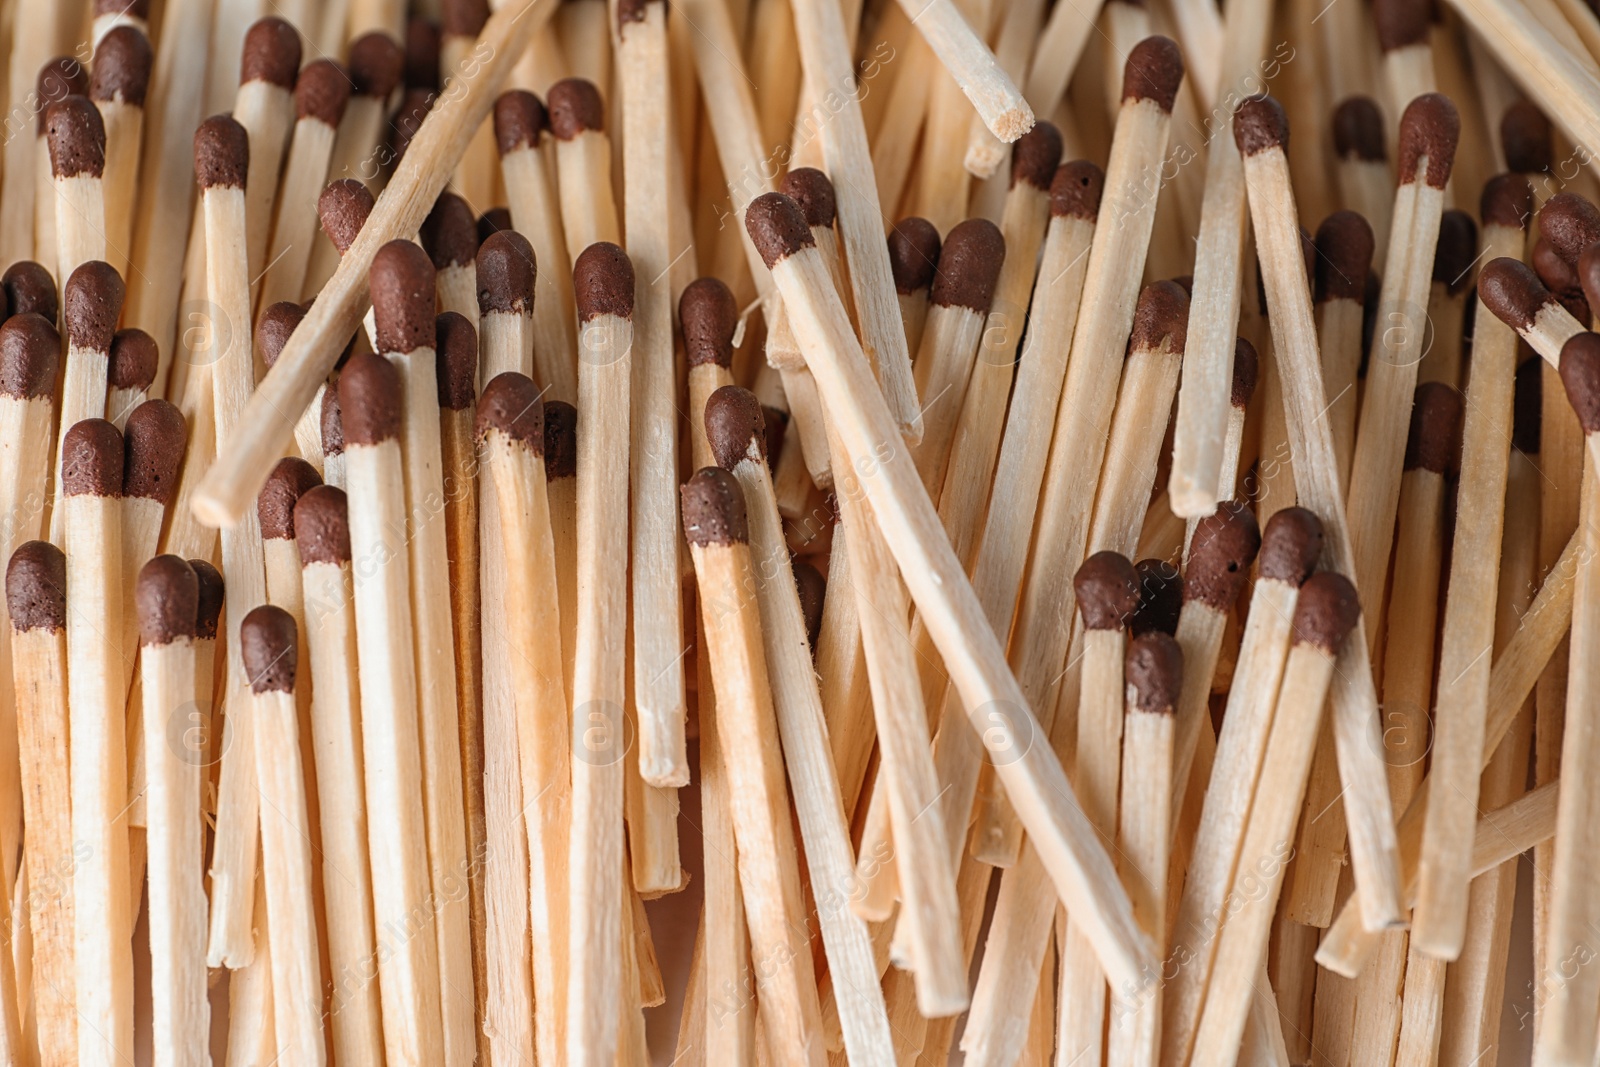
top-left (9, 0), bottom-right (1600, 1062)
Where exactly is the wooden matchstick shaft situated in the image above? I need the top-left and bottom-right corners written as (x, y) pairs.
top-left (893, 0), bottom-right (1034, 140)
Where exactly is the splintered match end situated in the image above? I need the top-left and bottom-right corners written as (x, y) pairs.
top-left (1233, 94), bottom-right (1288, 157)
top-left (295, 486), bottom-right (352, 566)
top-left (932, 218), bottom-right (1006, 311)
top-left (1258, 506), bottom-right (1324, 585)
top-left (136, 556), bottom-right (198, 646)
top-left (256, 302), bottom-right (306, 370)
top-left (1397, 94), bottom-right (1460, 189)
top-left (109, 329), bottom-right (158, 391)
top-left (349, 31), bottom-right (404, 98)
top-left (1231, 336), bottom-right (1259, 409)
top-left (191, 559), bottom-right (223, 638)
top-left (1479, 257), bottom-right (1554, 331)
top-left (46, 96), bottom-right (106, 178)
top-left (780, 168), bottom-right (838, 230)
top-left (421, 192), bottom-right (479, 269)
top-left (573, 242), bottom-right (635, 322)
top-left (338, 351), bottom-right (403, 445)
top-left (1514, 354), bottom-right (1543, 454)
top-left (745, 193), bottom-right (816, 269)
top-left (436, 312), bottom-right (478, 410)
top-left (545, 401), bottom-right (578, 481)
top-left (1292, 572), bottom-right (1361, 652)
top-left (1011, 122), bottom-right (1064, 191)
top-left (1481, 174), bottom-right (1534, 232)
top-left (1433, 211), bottom-right (1477, 295)
top-left (495, 90), bottom-right (550, 155)
top-left (1131, 280), bottom-right (1191, 354)
top-left (258, 457), bottom-right (323, 540)
top-left (6, 541), bottom-right (66, 633)
top-left (477, 231), bottom-right (537, 316)
top-left (61, 419), bottom-right (123, 497)
top-left (682, 467), bottom-right (749, 547)
top-left (681, 277), bottom-right (738, 367)
top-left (1333, 97), bottom-right (1385, 162)
top-left (91, 26), bottom-right (153, 106)
top-left (370, 240), bottom-right (437, 354)
top-left (241, 604), bottom-right (298, 693)
top-left (64, 262), bottom-right (124, 353)
top-left (705, 385), bottom-right (766, 470)
top-left (1315, 211), bottom-right (1374, 304)
top-left (1404, 382), bottom-right (1465, 474)
top-left (296, 59), bottom-right (352, 126)
top-left (122, 399), bottom-right (187, 504)
top-left (194, 114), bottom-right (249, 189)
top-left (477, 372), bottom-right (545, 450)
top-left (1539, 194), bottom-right (1600, 268)
top-left (3, 262), bottom-right (57, 322)
top-left (1051, 160), bottom-right (1105, 219)
top-left (240, 17), bottom-right (302, 89)
top-left (1073, 550), bottom-right (1139, 631)
top-left (0, 314), bottom-right (61, 400)
top-left (319, 179), bottom-right (374, 254)
top-left (1185, 501), bottom-right (1262, 611)
top-left (1559, 331), bottom-right (1600, 434)
top-left (1120, 36), bottom-right (1184, 113)
top-left (1373, 0), bottom-right (1430, 51)
top-left (1126, 631), bottom-right (1183, 713)
top-left (887, 219), bottom-right (940, 294)
top-left (1502, 101), bottom-right (1551, 174)
top-left (548, 78), bottom-right (605, 139)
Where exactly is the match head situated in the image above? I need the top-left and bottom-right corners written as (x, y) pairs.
top-left (369, 240), bottom-right (437, 354)
top-left (436, 312), bottom-right (477, 410)
top-left (1501, 101), bottom-right (1551, 174)
top-left (1481, 173), bottom-right (1534, 232)
top-left (405, 17), bottom-right (441, 90)
top-left (1258, 506), bottom-right (1324, 585)
top-left (548, 78), bottom-right (605, 139)
top-left (296, 59), bottom-right (351, 126)
top-left (794, 561), bottom-right (825, 649)
top-left (682, 467), bottom-right (749, 547)
top-left (1073, 550), bottom-right (1139, 631)
top-left (478, 207), bottom-right (512, 243)
top-left (109, 329), bottom-right (158, 391)
top-left (190, 560), bottom-right (224, 639)
top-left (37, 58), bottom-right (88, 135)
top-left (6, 542), bottom-right (66, 633)
top-left (0, 314), bottom-right (60, 401)
top-left (780, 168), bottom-right (838, 229)
top-left (3, 262), bottom-right (57, 321)
top-left (337, 351), bottom-right (403, 445)
top-left (60, 419), bottom-right (123, 497)
top-left (1432, 210), bottom-right (1477, 295)
top-left (476, 372), bottom-right (545, 450)
top-left (1332, 97), bottom-right (1385, 162)
top-left (1539, 194), bottom-right (1600, 268)
top-left (122, 399), bottom-right (186, 503)
top-left (1231, 337), bottom-right (1259, 409)
top-left (321, 385), bottom-right (344, 458)
top-left (1479, 257), bottom-right (1554, 332)
top-left (1130, 558), bottom-right (1182, 637)
top-left (476, 230), bottom-right (537, 316)
top-left (240, 604), bottom-right (298, 693)
top-left (421, 191), bottom-right (479, 269)
top-left (45, 96), bottom-right (106, 178)
top-left (545, 400), bottom-right (577, 481)
top-left (1120, 36), bottom-right (1183, 113)
top-left (194, 113), bottom-right (249, 189)
top-left (887, 218), bottom-right (941, 294)
top-left (90, 26), bottom-right (153, 107)
top-left (294, 485), bottom-right (352, 566)
top-left (319, 178), bottom-right (375, 254)
top-left (1314, 211), bottom-right (1374, 304)
top-left (256, 302), bottom-right (306, 369)
top-left (1581, 241), bottom-right (1600, 317)
top-left (573, 242), bottom-right (635, 322)
top-left (1397, 94), bottom-right (1460, 189)
top-left (258, 457), bottom-right (323, 539)
top-left (348, 31), bottom-right (404, 98)
top-left (705, 385), bottom-right (765, 470)
top-left (1514, 354), bottom-right (1543, 454)
top-left (1125, 631), bottom-right (1183, 714)
top-left (1130, 280), bottom-right (1190, 354)
top-left (745, 193), bottom-right (816, 269)
top-left (932, 219), bottom-right (1005, 312)
top-left (95, 0), bottom-right (151, 17)
top-left (494, 90), bottom-right (549, 155)
top-left (443, 0), bottom-right (490, 37)
top-left (1233, 94), bottom-right (1288, 157)
top-left (1051, 160), bottom-right (1105, 219)
top-left (240, 17), bottom-right (302, 89)
top-left (1184, 501), bottom-right (1262, 610)
top-left (136, 556), bottom-right (198, 646)
top-left (64, 262), bottom-right (124, 354)
top-left (1292, 571), bottom-right (1361, 652)
top-left (1012, 121), bottom-right (1064, 190)
top-left (1559, 331), bottom-right (1600, 434)
top-left (389, 89), bottom-right (434, 164)
top-left (1373, 0), bottom-right (1430, 51)
top-left (1404, 381), bottom-right (1465, 473)
top-left (681, 277), bottom-right (738, 367)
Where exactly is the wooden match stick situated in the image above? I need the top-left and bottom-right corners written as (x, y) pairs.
top-left (316, 178), bottom-right (377, 347)
top-left (90, 26), bottom-right (151, 277)
top-left (45, 95), bottom-right (108, 292)
top-left (0, 313), bottom-right (60, 552)
top-left (257, 303), bottom-right (327, 469)
top-left (51, 261), bottom-right (123, 537)
top-left (2, 261), bottom-right (59, 323)
top-left (94, 0), bottom-right (150, 41)
top-left (1376, 0), bottom-right (1437, 119)
top-left (106, 329), bottom-right (158, 429)
top-left (118, 399), bottom-right (187, 688)
top-left (1182, 340), bottom-right (1259, 557)
top-left (1313, 210), bottom-right (1376, 484)
top-left (28, 58), bottom-right (90, 280)
top-left (549, 79), bottom-right (620, 258)
top-left (0, 0), bottom-right (61, 264)
top-left (420, 192), bottom-right (481, 325)
top-left (442, 0), bottom-right (497, 214)
top-left (1418, 210), bottom-right (1477, 386)
top-left (888, 218), bottom-right (941, 360)
top-left (234, 18), bottom-right (302, 295)
top-left (892, 0), bottom-right (1033, 140)
top-left (1332, 99), bottom-right (1395, 267)
top-left (683, 278), bottom-right (738, 470)
top-left (1479, 256), bottom-right (1588, 363)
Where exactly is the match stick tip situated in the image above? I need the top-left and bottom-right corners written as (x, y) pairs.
top-left (294, 485), bottom-right (352, 566)
top-left (348, 31), bottom-right (404, 98)
top-left (256, 302), bottom-right (306, 370)
top-left (993, 106), bottom-right (1036, 143)
top-left (932, 218), bottom-right (1006, 312)
top-left (1373, 0), bottom-right (1430, 51)
top-left (1259, 507), bottom-right (1324, 586)
top-left (1480, 174), bottom-right (1533, 232)
top-left (370, 239), bottom-right (437, 354)
top-left (296, 59), bottom-right (351, 127)
top-left (705, 385), bottom-right (765, 470)
top-left (887, 219), bottom-right (940, 293)
top-left (1432, 210), bottom-right (1477, 295)
top-left (1479, 257), bottom-right (1552, 332)
top-left (682, 467), bottom-right (749, 547)
top-left (744, 193), bottom-right (816, 269)
top-left (477, 372), bottom-right (545, 451)
top-left (545, 401), bottom-right (578, 481)
top-left (1120, 36), bottom-right (1183, 113)
top-left (240, 16), bottom-right (303, 89)
top-left (1126, 631), bottom-right (1183, 713)
top-left (64, 261), bottom-right (124, 353)
top-left (421, 191), bottom-right (479, 269)
top-left (1559, 331), bottom-right (1600, 434)
top-left (780, 168), bottom-right (838, 229)
top-left (1314, 211), bottom-right (1374, 304)
top-left (494, 90), bottom-right (550, 155)
top-left (1185, 501), bottom-right (1262, 611)
top-left (3, 262), bottom-right (57, 322)
top-left (191, 560), bottom-right (224, 638)
top-left (258, 457), bottom-right (323, 539)
top-left (1292, 572), bottom-right (1361, 652)
top-left (681, 277), bottom-right (738, 366)
top-left (1050, 160), bottom-right (1105, 219)
top-left (436, 312), bottom-right (478, 410)
top-left (795, 561), bottom-right (825, 648)
top-left (1131, 558), bottom-right (1182, 637)
top-left (1501, 102), bottom-right (1551, 174)
top-left (1130, 280), bottom-right (1190, 354)
top-left (194, 113), bottom-right (249, 189)
top-left (1073, 550), bottom-right (1139, 631)
top-left (548, 77), bottom-right (605, 139)
top-left (318, 178), bottom-right (374, 254)
top-left (1011, 122), bottom-right (1063, 191)
top-left (477, 230), bottom-right (537, 316)
top-left (45, 95), bottom-right (105, 178)
top-left (0, 313), bottom-right (60, 401)
top-left (337, 350), bottom-right (403, 445)
top-left (241, 604), bottom-right (298, 694)
top-left (1332, 97), bottom-right (1385, 162)
top-left (6, 542), bottom-right (66, 634)
top-left (1231, 336), bottom-right (1259, 409)
top-left (123, 399), bottom-right (187, 504)
top-left (109, 329), bottom-right (158, 391)
top-left (91, 25), bottom-right (153, 107)
top-left (321, 387), bottom-right (344, 458)
top-left (136, 556), bottom-right (198, 646)
top-left (1404, 382), bottom-right (1464, 474)
top-left (1233, 94), bottom-right (1288, 157)
top-left (573, 242), bottom-right (635, 322)
top-left (60, 418), bottom-right (123, 497)
top-left (1514, 354), bottom-right (1542, 455)
top-left (1397, 94), bottom-right (1460, 190)
top-left (1539, 193), bottom-right (1600, 268)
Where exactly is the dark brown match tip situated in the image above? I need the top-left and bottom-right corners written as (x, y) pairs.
top-left (1073, 551), bottom-right (1140, 631)
top-left (477, 372), bottom-right (544, 451)
top-left (887, 218), bottom-right (941, 293)
top-left (573, 242), bottom-right (635, 322)
top-left (6, 542), bottom-right (66, 633)
top-left (90, 26), bottom-right (153, 107)
top-left (60, 418), bottom-right (122, 497)
top-left (442, 0), bottom-right (490, 37)
top-left (405, 17), bottom-right (441, 91)
top-left (318, 178), bottom-right (374, 254)
top-left (794, 561), bottom-right (825, 649)
top-left (1404, 381), bottom-right (1464, 473)
top-left (294, 485), bottom-right (352, 566)
top-left (682, 467), bottom-right (749, 547)
top-left (190, 560), bottom-right (223, 639)
top-left (1120, 36), bottom-right (1183, 112)
top-left (194, 113), bottom-right (248, 189)
top-left (258, 457), bottom-right (323, 539)
top-left (1559, 331), bottom-right (1600, 433)
top-left (136, 556), bottom-right (197, 646)
top-left (1258, 506), bottom-right (1324, 585)
top-left (1374, 0), bottom-right (1431, 51)
top-left (295, 59), bottom-right (351, 126)
top-left (618, 0), bottom-right (650, 28)
top-left (37, 60), bottom-right (88, 139)
top-left (338, 350), bottom-right (403, 446)
top-left (348, 31), bottom-right (404, 98)
top-left (1481, 173), bottom-right (1534, 231)
top-left (1432, 210), bottom-right (1478, 295)
top-left (1231, 336), bottom-right (1259, 408)
top-left (1541, 193), bottom-right (1600, 268)
top-left (256, 302), bottom-right (306, 370)
top-left (240, 17), bottom-right (302, 89)
top-left (108, 329), bottom-right (157, 391)
top-left (1580, 241), bottom-right (1600, 319)
top-left (745, 193), bottom-right (816, 269)
top-left (1397, 93), bottom-right (1460, 189)
top-left (1332, 97), bottom-right (1386, 161)
top-left (1233, 94), bottom-right (1288, 156)
top-left (932, 219), bottom-right (1006, 311)
top-left (780, 168), bottom-right (838, 229)
top-left (478, 207), bottom-right (512, 244)
top-left (547, 78), bottom-right (605, 139)
top-left (476, 230), bottom-right (536, 315)
top-left (1130, 558), bottom-right (1182, 637)
top-left (1125, 631), bottom-right (1183, 713)
top-left (421, 191), bottom-right (479, 269)
top-left (369, 240), bottom-right (436, 354)
top-left (1479, 257), bottom-right (1554, 331)
top-left (1130, 280), bottom-right (1190, 354)
top-left (1184, 500), bottom-right (1262, 610)
top-left (1051, 160), bottom-right (1105, 218)
top-left (1011, 121), bottom-right (1063, 190)
top-left (436, 312), bottom-right (477, 410)
top-left (45, 96), bottom-right (105, 178)
top-left (63, 262), bottom-right (124, 353)
top-left (1536, 237), bottom-right (1581, 294)
top-left (494, 90), bottom-right (549, 154)
top-left (122, 399), bottom-right (186, 503)
top-left (1293, 571), bottom-right (1361, 651)
top-left (3, 262), bottom-right (57, 322)
top-left (1502, 101), bottom-right (1551, 173)
top-left (544, 400), bottom-right (577, 480)
top-left (1314, 210), bottom-right (1374, 304)
top-left (0, 314), bottom-right (60, 400)
top-left (241, 604), bottom-right (298, 693)
top-left (681, 277), bottom-right (738, 368)
top-left (321, 384), bottom-right (344, 457)
top-left (705, 385), bottom-right (765, 470)
top-left (1514, 353), bottom-right (1542, 454)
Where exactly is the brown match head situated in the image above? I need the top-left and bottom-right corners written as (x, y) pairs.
top-left (90, 26), bottom-right (153, 107)
top-left (495, 90), bottom-right (549, 154)
top-left (347, 31), bottom-right (404, 98)
top-left (1373, 0), bottom-right (1431, 51)
top-left (548, 78), bottom-right (605, 139)
top-left (321, 384), bottom-right (344, 457)
top-left (476, 372), bottom-right (544, 450)
top-left (573, 242), bottom-right (635, 322)
top-left (476, 230), bottom-right (537, 315)
top-left (108, 329), bottom-right (158, 391)
top-left (240, 17), bottom-right (302, 89)
top-left (240, 604), bottom-right (298, 693)
top-left (1314, 211), bottom-right (1374, 304)
top-left (1258, 506), bottom-right (1324, 585)
top-left (0, 314), bottom-right (60, 400)
top-left (1514, 354), bottom-right (1542, 454)
top-left (1404, 381), bottom-right (1464, 473)
top-left (681, 277), bottom-right (738, 367)
top-left (1479, 257), bottom-right (1554, 332)
top-left (1130, 558), bottom-right (1182, 637)
top-left (420, 191), bottom-right (479, 269)
top-left (682, 467), bottom-right (748, 547)
top-left (1184, 501), bottom-right (1262, 610)
top-left (1397, 94), bottom-right (1459, 189)
top-left (931, 218), bottom-right (1005, 312)
top-left (294, 485), bottom-right (352, 566)
top-left (1011, 122), bottom-right (1063, 190)
top-left (1559, 331), bottom-right (1600, 433)
top-left (337, 350), bottom-right (403, 445)
top-left (1292, 571), bottom-right (1361, 652)
top-left (63, 262), bottom-right (124, 354)
top-left (745, 193), bottom-right (816, 269)
top-left (1581, 241), bottom-right (1600, 318)
top-left (369, 240), bottom-right (437, 354)
top-left (6, 542), bottom-right (66, 633)
top-left (780, 168), bottom-right (837, 229)
top-left (60, 418), bottom-right (123, 497)
top-left (45, 96), bottom-right (105, 178)
top-left (94, 0), bottom-right (150, 17)
top-left (1432, 210), bottom-right (1477, 295)
top-left (258, 456), bottom-right (323, 539)
top-left (887, 218), bottom-right (941, 293)
top-left (705, 385), bottom-right (765, 470)
top-left (319, 178), bottom-right (374, 254)
top-left (1120, 36), bottom-right (1183, 113)
top-left (443, 0), bottom-right (490, 38)
top-left (136, 555), bottom-right (198, 646)
top-left (189, 560), bottom-right (223, 639)
top-left (545, 400), bottom-right (577, 480)
top-left (256, 302), bottom-right (306, 369)
top-left (37, 58), bottom-right (88, 136)
top-left (389, 88), bottom-right (434, 165)
top-left (1332, 97), bottom-right (1385, 161)
top-left (1233, 94), bottom-right (1288, 156)
top-left (122, 399), bottom-right (186, 503)
top-left (405, 17), bottom-right (441, 91)
top-left (478, 207), bottom-right (512, 243)
top-left (435, 312), bottom-right (477, 410)
top-left (194, 113), bottom-right (248, 189)
top-left (1535, 236), bottom-right (1579, 294)
top-left (1231, 336), bottom-right (1259, 409)
top-left (1130, 280), bottom-right (1190, 354)
top-left (295, 59), bottom-right (351, 126)
top-left (1051, 160), bottom-right (1105, 218)
top-left (1125, 631), bottom-right (1183, 714)
top-left (794, 561), bottom-right (825, 649)
top-left (3, 262), bottom-right (57, 322)
top-left (1481, 173), bottom-right (1534, 231)
top-left (1502, 101), bottom-right (1552, 174)
top-left (1074, 551), bottom-right (1139, 630)
top-left (1541, 193), bottom-right (1600, 268)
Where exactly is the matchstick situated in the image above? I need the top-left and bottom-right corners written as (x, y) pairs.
top-left (257, 303), bottom-right (327, 469)
top-left (49, 261), bottom-right (124, 544)
top-left (94, 0), bottom-right (150, 41)
top-left (118, 398), bottom-right (187, 689)
top-left (814, 505), bottom-right (874, 819)
top-left (888, 218), bottom-right (940, 359)
top-left (106, 329), bottom-right (158, 429)
top-left (2, 261), bottom-right (58, 323)
top-left (30, 58), bottom-right (90, 280)
top-left (683, 278), bottom-right (738, 469)
top-left (45, 95), bottom-right (108, 293)
top-left (0, 1), bottom-right (61, 266)
top-left (420, 192), bottom-right (481, 324)
top-left (892, 0), bottom-right (1033, 140)
top-left (549, 79), bottom-right (620, 258)
top-left (1333, 98), bottom-right (1395, 266)
top-left (321, 386), bottom-right (347, 488)
top-left (1419, 210), bottom-right (1477, 386)
top-left (962, 0), bottom-right (1049, 178)
top-left (1376, 0), bottom-right (1437, 120)
top-left (234, 18), bottom-right (302, 296)
top-left (316, 179), bottom-right (377, 350)
top-left (1314, 210), bottom-right (1376, 483)
top-left (90, 26), bottom-right (152, 277)
top-left (1182, 341), bottom-right (1259, 556)
top-left (442, 0), bottom-right (497, 214)
top-left (0, 312), bottom-right (60, 552)
top-left (1479, 256), bottom-right (1588, 363)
